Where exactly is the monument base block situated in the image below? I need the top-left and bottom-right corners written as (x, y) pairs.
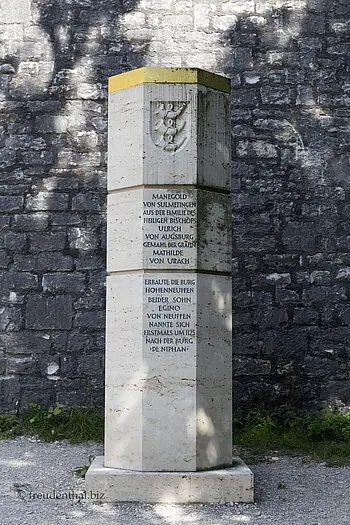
top-left (85, 456), bottom-right (254, 504)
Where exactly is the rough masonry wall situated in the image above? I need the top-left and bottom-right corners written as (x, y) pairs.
top-left (0, 0), bottom-right (349, 414)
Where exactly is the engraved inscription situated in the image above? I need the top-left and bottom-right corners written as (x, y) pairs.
top-left (143, 275), bottom-right (196, 354)
top-left (143, 189), bottom-right (197, 268)
top-left (150, 101), bottom-right (188, 153)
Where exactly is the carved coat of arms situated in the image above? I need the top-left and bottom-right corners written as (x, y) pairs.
top-left (150, 101), bottom-right (188, 153)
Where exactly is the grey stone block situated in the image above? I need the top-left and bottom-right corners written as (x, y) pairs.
top-left (310, 271), bottom-right (331, 285)
top-left (260, 86), bottom-right (293, 105)
top-left (0, 306), bottom-right (23, 331)
top-left (0, 332), bottom-right (51, 354)
top-left (59, 355), bottom-right (77, 377)
top-left (236, 140), bottom-right (277, 158)
top-left (38, 177), bottom-right (79, 191)
top-left (74, 292), bottom-right (105, 310)
top-left (26, 296), bottom-right (73, 330)
top-left (255, 308), bottom-right (289, 329)
top-left (6, 357), bottom-right (38, 375)
top-left (338, 306), bottom-right (350, 326)
top-left (0, 376), bottom-right (20, 410)
top-left (55, 378), bottom-right (88, 406)
top-left (0, 216), bottom-right (10, 231)
top-left (77, 354), bottom-right (102, 376)
top-left (301, 356), bottom-right (347, 380)
top-left (51, 213), bottom-right (82, 226)
top-left (20, 150), bottom-right (53, 165)
top-left (68, 227), bottom-right (100, 251)
top-left (35, 115), bottom-right (68, 133)
top-left (302, 286), bottom-right (346, 305)
top-left (232, 89), bottom-right (259, 107)
top-left (71, 192), bottom-right (104, 212)
top-left (0, 195), bottom-right (24, 212)
top-left (44, 355), bottom-right (60, 377)
top-left (234, 357), bottom-right (271, 376)
top-left (232, 334), bottom-right (261, 355)
top-left (29, 232), bottom-right (66, 253)
top-left (67, 332), bottom-right (95, 353)
top-left (17, 378), bottom-right (56, 410)
top-left (12, 213), bottom-right (49, 232)
top-left (275, 289), bottom-right (300, 304)
top-left (0, 358), bottom-right (6, 374)
top-left (282, 222), bottom-right (319, 252)
top-left (0, 150), bottom-right (16, 168)
top-left (74, 310), bottom-right (105, 329)
top-left (0, 250), bottom-right (10, 268)
top-left (293, 308), bottom-right (319, 325)
top-left (14, 253), bottom-right (74, 272)
top-left (42, 272), bottom-right (86, 294)
top-left (4, 233), bottom-right (27, 251)
top-left (75, 254), bottom-right (105, 270)
top-left (232, 313), bottom-right (252, 333)
top-left (26, 192), bottom-right (69, 211)
top-left (262, 329), bottom-right (309, 357)
top-left (0, 272), bottom-right (38, 297)
top-left (50, 332), bottom-right (68, 353)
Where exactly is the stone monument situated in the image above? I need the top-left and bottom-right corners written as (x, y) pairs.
top-left (86, 67), bottom-right (254, 503)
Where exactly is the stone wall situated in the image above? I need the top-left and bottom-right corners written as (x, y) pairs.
top-left (0, 0), bottom-right (349, 414)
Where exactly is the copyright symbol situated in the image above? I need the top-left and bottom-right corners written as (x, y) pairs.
top-left (17, 490), bottom-right (26, 500)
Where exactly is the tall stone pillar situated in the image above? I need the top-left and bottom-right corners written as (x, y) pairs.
top-left (86, 68), bottom-right (253, 503)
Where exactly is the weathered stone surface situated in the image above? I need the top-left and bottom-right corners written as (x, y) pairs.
top-left (6, 357), bottom-right (38, 375)
top-left (42, 273), bottom-right (86, 294)
top-left (104, 73), bottom-right (234, 479)
top-left (13, 253), bottom-right (74, 272)
top-left (29, 232), bottom-right (66, 253)
top-left (12, 214), bottom-right (49, 232)
top-left (55, 378), bottom-right (89, 406)
top-left (0, 196), bottom-right (24, 212)
top-left (0, 250), bottom-right (10, 268)
top-left (75, 254), bottom-right (105, 270)
top-left (0, 270), bottom-right (37, 288)
top-left (67, 332), bottom-right (96, 353)
top-left (18, 377), bottom-right (57, 410)
top-left (68, 227), bottom-right (100, 251)
top-left (0, 0), bottom-right (349, 416)
top-left (4, 233), bottom-right (27, 251)
top-left (77, 353), bottom-right (102, 376)
top-left (71, 192), bottom-right (104, 212)
top-left (26, 192), bottom-right (69, 212)
top-left (0, 376), bottom-right (21, 410)
top-left (0, 332), bottom-right (51, 354)
top-left (26, 296), bottom-right (73, 330)
top-left (0, 306), bottom-right (23, 331)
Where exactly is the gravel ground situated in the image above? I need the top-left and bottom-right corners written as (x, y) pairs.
top-left (0, 436), bottom-right (349, 525)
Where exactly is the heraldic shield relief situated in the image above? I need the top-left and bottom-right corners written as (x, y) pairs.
top-left (150, 101), bottom-right (189, 153)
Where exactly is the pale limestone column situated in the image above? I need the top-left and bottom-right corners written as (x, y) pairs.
top-left (86, 68), bottom-right (253, 503)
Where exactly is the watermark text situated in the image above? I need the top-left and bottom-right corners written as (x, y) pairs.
top-left (17, 490), bottom-right (105, 501)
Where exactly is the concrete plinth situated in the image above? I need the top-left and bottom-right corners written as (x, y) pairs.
top-left (86, 456), bottom-right (254, 504)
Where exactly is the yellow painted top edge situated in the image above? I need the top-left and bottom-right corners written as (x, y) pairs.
top-left (108, 68), bottom-right (231, 94)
